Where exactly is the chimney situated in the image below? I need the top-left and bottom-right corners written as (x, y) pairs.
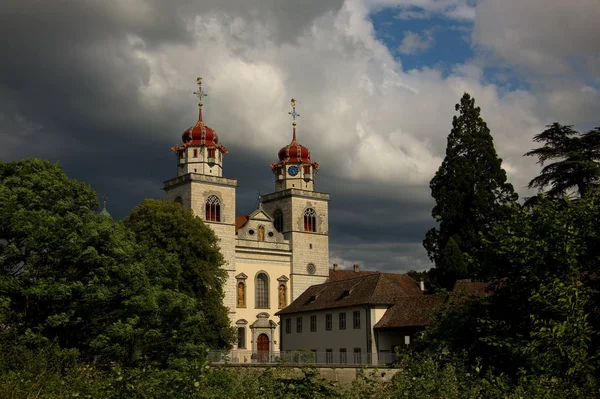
top-left (333, 263), bottom-right (338, 271)
top-left (420, 279), bottom-right (425, 291)
top-left (353, 264), bottom-right (360, 273)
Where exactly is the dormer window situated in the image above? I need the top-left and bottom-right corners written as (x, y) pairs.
top-left (304, 295), bottom-right (317, 305)
top-left (338, 290), bottom-right (350, 300)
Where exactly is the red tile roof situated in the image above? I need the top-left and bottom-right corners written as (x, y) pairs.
top-left (235, 215), bottom-right (249, 231)
top-left (329, 269), bottom-right (422, 296)
top-left (276, 273), bottom-right (422, 316)
top-left (374, 294), bottom-right (447, 329)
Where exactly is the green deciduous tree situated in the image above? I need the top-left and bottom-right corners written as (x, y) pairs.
top-left (122, 199), bottom-right (235, 351)
top-left (0, 159), bottom-right (232, 368)
top-left (525, 123), bottom-right (600, 199)
top-left (424, 93), bottom-right (517, 288)
top-left (423, 191), bottom-right (600, 385)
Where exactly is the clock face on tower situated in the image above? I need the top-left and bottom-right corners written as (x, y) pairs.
top-left (288, 166), bottom-right (299, 176)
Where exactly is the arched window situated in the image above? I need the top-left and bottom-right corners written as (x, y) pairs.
top-left (255, 272), bottom-right (269, 308)
top-left (237, 281), bottom-right (245, 307)
top-left (278, 284), bottom-right (287, 309)
top-left (205, 195), bottom-right (221, 221)
top-left (303, 208), bottom-right (317, 232)
top-left (274, 209), bottom-right (283, 232)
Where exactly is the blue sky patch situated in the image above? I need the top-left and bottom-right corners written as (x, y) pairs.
top-left (369, 7), bottom-right (474, 76)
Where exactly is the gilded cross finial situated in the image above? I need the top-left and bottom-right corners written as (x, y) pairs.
top-left (288, 98), bottom-right (299, 127)
top-left (193, 76), bottom-right (207, 106)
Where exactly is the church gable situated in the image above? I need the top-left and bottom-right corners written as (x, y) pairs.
top-left (236, 210), bottom-right (285, 243)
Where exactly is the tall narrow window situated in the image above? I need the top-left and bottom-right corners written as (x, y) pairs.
top-left (303, 208), bottom-right (317, 232)
top-left (274, 209), bottom-right (283, 232)
top-left (205, 195), bottom-right (221, 222)
top-left (325, 314), bottom-right (332, 331)
top-left (255, 272), bottom-right (269, 308)
top-left (193, 149), bottom-right (198, 158)
top-left (353, 311), bottom-right (361, 329)
top-left (296, 317), bottom-right (303, 333)
top-left (326, 349), bottom-right (333, 364)
top-left (285, 318), bottom-right (292, 334)
top-left (237, 327), bottom-right (245, 349)
top-left (310, 315), bottom-right (317, 332)
top-left (340, 348), bottom-right (347, 364)
top-left (339, 312), bottom-right (346, 330)
top-left (354, 348), bottom-right (362, 364)
top-left (208, 148), bottom-right (216, 158)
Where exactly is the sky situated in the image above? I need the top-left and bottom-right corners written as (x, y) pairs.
top-left (1, 0), bottom-right (599, 273)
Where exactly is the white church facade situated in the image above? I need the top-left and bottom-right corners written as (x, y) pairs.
top-left (163, 78), bottom-right (330, 355)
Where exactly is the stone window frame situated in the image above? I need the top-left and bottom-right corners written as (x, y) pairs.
top-left (255, 271), bottom-right (270, 309)
top-left (205, 194), bottom-right (221, 222)
top-left (303, 207), bottom-right (317, 232)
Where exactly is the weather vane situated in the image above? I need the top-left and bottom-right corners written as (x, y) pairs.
top-left (288, 98), bottom-right (300, 127)
top-left (102, 193), bottom-right (108, 208)
top-left (193, 77), bottom-right (207, 106)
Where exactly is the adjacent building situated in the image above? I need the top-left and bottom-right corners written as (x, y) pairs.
top-left (163, 78), bottom-right (329, 354)
top-left (275, 267), bottom-right (447, 365)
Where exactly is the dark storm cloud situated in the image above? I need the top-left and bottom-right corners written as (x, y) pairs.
top-left (0, 0), bottom-right (433, 274)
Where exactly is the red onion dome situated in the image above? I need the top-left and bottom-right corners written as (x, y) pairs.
top-left (278, 138), bottom-right (312, 163)
top-left (181, 119), bottom-right (219, 147)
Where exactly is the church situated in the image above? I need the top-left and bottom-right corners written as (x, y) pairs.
top-left (163, 78), bottom-right (330, 354)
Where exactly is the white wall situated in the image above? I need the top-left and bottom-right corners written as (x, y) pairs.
top-left (279, 306), bottom-right (370, 363)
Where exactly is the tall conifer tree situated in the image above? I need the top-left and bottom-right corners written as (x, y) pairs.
top-left (424, 93), bottom-right (517, 288)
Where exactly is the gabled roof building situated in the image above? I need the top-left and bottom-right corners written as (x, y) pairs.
top-left (276, 268), bottom-right (485, 365)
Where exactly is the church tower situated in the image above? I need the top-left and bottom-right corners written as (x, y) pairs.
top-left (261, 99), bottom-right (330, 301)
top-left (163, 77), bottom-right (238, 312)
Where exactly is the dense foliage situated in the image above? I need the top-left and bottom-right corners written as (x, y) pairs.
top-left (424, 93), bottom-right (517, 288)
top-left (525, 123), bottom-right (600, 199)
top-left (420, 190), bottom-right (600, 393)
top-left (0, 159), bottom-right (232, 369)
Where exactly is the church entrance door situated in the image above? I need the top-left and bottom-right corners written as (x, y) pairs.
top-left (257, 333), bottom-right (269, 362)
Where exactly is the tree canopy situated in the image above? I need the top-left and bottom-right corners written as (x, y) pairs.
top-left (0, 159), bottom-right (233, 369)
top-left (525, 123), bottom-right (600, 199)
top-left (423, 93), bottom-right (517, 289)
top-left (423, 191), bottom-right (600, 385)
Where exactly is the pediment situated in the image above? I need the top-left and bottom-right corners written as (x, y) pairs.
top-left (247, 208), bottom-right (273, 222)
top-left (277, 275), bottom-right (289, 282)
top-left (236, 272), bottom-right (248, 280)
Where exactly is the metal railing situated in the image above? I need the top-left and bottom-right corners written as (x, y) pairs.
top-left (208, 350), bottom-right (399, 367)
